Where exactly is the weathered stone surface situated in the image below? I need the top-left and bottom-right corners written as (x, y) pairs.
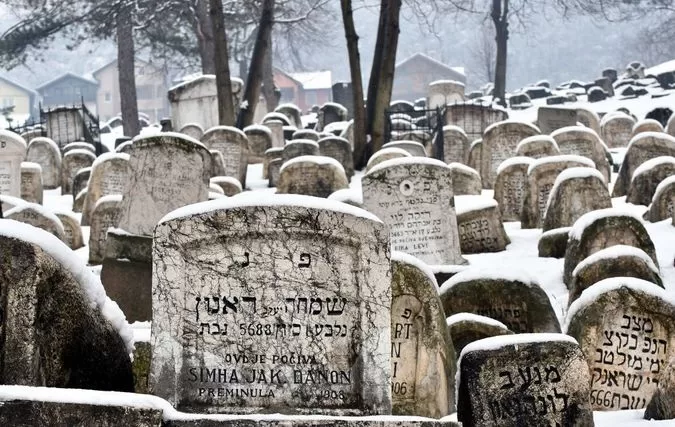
top-left (445, 103), bottom-right (508, 143)
top-left (89, 195), bottom-right (123, 265)
top-left (61, 149), bottom-right (95, 195)
top-left (632, 119), bottom-right (664, 138)
top-left (446, 313), bottom-right (512, 356)
top-left (5, 203), bottom-right (66, 242)
top-left (645, 356), bottom-right (675, 420)
top-left (133, 341), bottom-right (152, 393)
top-left (318, 136), bottom-right (354, 179)
top-left (362, 158), bottom-right (465, 266)
top-left (538, 227), bottom-right (570, 259)
top-left (275, 103), bottom-right (303, 129)
top-left (73, 189), bottom-right (86, 213)
top-left (449, 163), bottom-right (481, 195)
top-left (493, 157), bottom-right (532, 222)
top-left (0, 130), bottom-right (27, 198)
top-left (165, 416), bottom-right (459, 427)
top-left (262, 112), bottom-right (291, 127)
top-left (551, 126), bottom-right (611, 183)
top-left (268, 158), bottom-right (282, 187)
top-left (55, 211), bottom-right (84, 250)
top-left (455, 197), bottom-right (510, 254)
top-left (568, 245), bottom-right (663, 307)
top-left (537, 106), bottom-right (577, 134)
top-left (292, 129), bottom-right (320, 141)
top-left (390, 252), bottom-right (455, 417)
top-left (180, 123), bottom-right (205, 141)
top-left (116, 141), bottom-right (134, 154)
top-left (0, 221), bottom-right (134, 391)
top-left (515, 135), bottom-right (560, 159)
top-left (521, 155), bottom-right (595, 229)
top-left (467, 140), bottom-right (482, 174)
top-left (645, 176), bottom-right (675, 222)
top-left (210, 176), bottom-right (242, 197)
top-left (439, 268), bottom-right (561, 333)
top-left (72, 167), bottom-right (91, 201)
top-left (210, 150), bottom-right (226, 177)
top-left (457, 335), bottom-right (594, 427)
top-left (613, 132), bottom-right (675, 198)
top-left (601, 112), bottom-right (636, 148)
top-left (481, 120), bottom-right (540, 188)
top-left (576, 107), bottom-right (602, 135)
top-left (316, 102), bottom-right (348, 131)
top-left (244, 125), bottom-right (273, 164)
top-left (626, 156), bottom-right (675, 206)
top-left (365, 148), bottom-right (411, 173)
top-left (566, 278), bottom-right (675, 411)
top-left (82, 153), bottom-right (130, 226)
top-left (151, 195), bottom-right (391, 415)
top-left (282, 139), bottom-right (319, 162)
top-left (201, 127), bottom-right (248, 188)
top-left (564, 209), bottom-right (658, 285)
top-left (542, 167), bottom-right (611, 231)
top-left (20, 162), bottom-right (43, 204)
top-left (263, 148), bottom-right (284, 179)
top-left (277, 156), bottom-right (348, 198)
top-left (442, 125), bottom-right (470, 165)
top-left (382, 140), bottom-right (427, 157)
top-left (26, 137), bottom-right (61, 189)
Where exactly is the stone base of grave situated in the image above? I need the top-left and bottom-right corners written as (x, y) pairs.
top-left (101, 230), bottom-right (153, 322)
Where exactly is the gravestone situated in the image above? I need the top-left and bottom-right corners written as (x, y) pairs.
top-left (54, 211), bottom-right (84, 250)
top-left (209, 183), bottom-right (224, 196)
top-left (365, 148), bottom-right (411, 173)
top-left (263, 147), bottom-right (283, 179)
top-left (439, 267), bottom-right (561, 333)
top-left (566, 277), bottom-right (675, 411)
top-left (277, 156), bottom-right (348, 198)
top-left (521, 155), bottom-right (595, 229)
top-left (442, 125), bottom-right (470, 165)
top-left (44, 107), bottom-right (84, 144)
top-left (446, 313), bottom-right (512, 356)
top-left (274, 103), bottom-right (303, 129)
top-left (179, 123), bottom-right (205, 141)
top-left (0, 132), bottom-right (29, 196)
top-left (282, 140), bottom-right (319, 161)
top-left (537, 107), bottom-right (577, 134)
top-left (493, 157), bottom-right (533, 222)
top-left (5, 203), bottom-right (65, 242)
top-left (72, 167), bottom-right (91, 203)
top-left (210, 176), bottom-right (242, 197)
top-left (612, 132), bottom-right (675, 197)
top-left (626, 156), bottom-right (675, 206)
top-left (449, 163), bottom-right (481, 195)
top-left (390, 252), bottom-right (455, 417)
top-left (576, 107), bottom-right (602, 135)
top-left (150, 194), bottom-right (391, 414)
top-left (445, 103), bottom-right (508, 143)
top-left (89, 195), bottom-right (123, 265)
top-left (293, 130), bottom-right (320, 142)
top-left (62, 141), bottom-right (95, 155)
top-left (538, 227), bottom-right (572, 259)
top-left (542, 167), bottom-right (611, 231)
top-left (601, 112), bottom-right (636, 149)
top-left (201, 126), bottom-right (249, 188)
top-left (244, 125), bottom-right (273, 164)
top-left (116, 141), bottom-right (134, 154)
top-left (588, 87), bottom-right (607, 102)
top-left (667, 113), bottom-right (675, 137)
top-left (467, 140), bottom-right (482, 175)
top-left (362, 157), bottom-right (465, 266)
top-left (25, 137), bottom-right (61, 189)
top-left (210, 150), bottom-right (227, 177)
top-left (117, 133), bottom-right (212, 236)
top-left (428, 80), bottom-right (465, 109)
top-left (82, 153), bottom-right (130, 226)
top-left (481, 120), bottom-right (540, 188)
top-left (515, 135), bottom-right (560, 159)
top-left (455, 197), bottom-right (510, 253)
top-left (332, 82), bottom-right (354, 119)
top-left (266, 120), bottom-right (285, 149)
top-left (316, 103), bottom-right (348, 132)
top-left (457, 334), bottom-right (594, 426)
top-left (632, 119), bottom-right (664, 138)
top-left (318, 136), bottom-right (354, 179)
top-left (645, 176), bottom-right (675, 222)
top-left (551, 126), bottom-right (611, 183)
top-left (262, 112), bottom-right (291, 127)
top-left (20, 162), bottom-right (43, 204)
top-left (73, 189), bottom-right (87, 212)
top-left (61, 149), bottom-right (95, 195)
top-left (382, 141), bottom-right (427, 157)
top-left (20, 128), bottom-right (43, 144)
top-left (268, 158), bottom-right (283, 188)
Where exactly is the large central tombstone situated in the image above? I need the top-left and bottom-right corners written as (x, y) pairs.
top-left (150, 194), bottom-right (391, 415)
top-left (0, 131), bottom-right (27, 198)
top-left (362, 157), bottom-right (465, 266)
top-left (481, 120), bottom-right (540, 188)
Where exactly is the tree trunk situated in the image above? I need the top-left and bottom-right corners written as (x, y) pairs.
top-left (210, 0), bottom-right (236, 126)
top-left (261, 28), bottom-right (278, 113)
top-left (116, 4), bottom-right (140, 137)
top-left (340, 0), bottom-right (367, 169)
top-left (492, 0), bottom-right (508, 107)
top-left (195, 0), bottom-right (216, 74)
top-left (236, 0), bottom-right (275, 129)
top-left (365, 0), bottom-right (388, 136)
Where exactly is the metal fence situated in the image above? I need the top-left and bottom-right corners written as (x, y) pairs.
top-left (384, 106), bottom-right (446, 160)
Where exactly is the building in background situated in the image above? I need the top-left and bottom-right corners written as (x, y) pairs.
top-left (273, 68), bottom-right (332, 112)
top-left (0, 75), bottom-right (38, 126)
top-left (36, 72), bottom-right (98, 113)
top-left (392, 53), bottom-right (466, 102)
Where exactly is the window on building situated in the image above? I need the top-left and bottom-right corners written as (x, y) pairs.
top-left (104, 92), bottom-right (112, 103)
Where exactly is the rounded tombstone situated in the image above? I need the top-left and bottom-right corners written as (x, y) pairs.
top-left (282, 139), bottom-right (319, 162)
top-left (265, 119), bottom-right (285, 148)
top-left (210, 150), bottom-right (226, 177)
top-left (428, 80), bottom-right (465, 109)
top-left (568, 245), bottom-right (662, 308)
top-left (493, 157), bottom-right (533, 222)
top-left (446, 313), bottom-right (512, 356)
top-left (565, 277), bottom-right (675, 412)
top-left (81, 153), bottom-right (130, 226)
top-left (521, 155), bottom-right (595, 229)
top-left (563, 208), bottom-right (658, 285)
top-left (62, 141), bottom-right (95, 155)
top-left (516, 135), bottom-right (560, 159)
top-left (327, 188), bottom-right (363, 209)
top-left (645, 176), bottom-right (675, 222)
top-left (210, 176), bottom-right (242, 197)
top-left (542, 167), bottom-right (611, 232)
top-left (243, 124), bottom-right (273, 164)
top-left (292, 129), bottom-right (320, 142)
top-left (274, 103), bottom-right (303, 129)
top-left (73, 189), bottom-right (87, 213)
top-left (262, 112), bottom-right (291, 127)
top-left (398, 130), bottom-right (431, 146)
top-left (601, 112), bottom-right (636, 148)
top-left (390, 251), bottom-right (456, 417)
top-left (339, 119), bottom-right (354, 148)
top-left (54, 210), bottom-right (84, 250)
top-left (382, 140), bottom-right (427, 157)
top-left (667, 113), bottom-right (675, 137)
top-left (389, 99), bottom-right (415, 114)
top-left (576, 106), bottom-right (602, 135)
top-left (72, 167), bottom-right (91, 202)
top-left (439, 266), bottom-right (561, 333)
top-left (645, 357), bottom-right (675, 420)
top-left (481, 120), bottom-right (540, 188)
top-left (318, 136), bottom-right (354, 179)
top-left (20, 128), bottom-right (44, 144)
top-left (209, 182), bottom-right (224, 195)
top-left (632, 118), bottom-right (664, 138)
top-left (442, 125), bottom-right (470, 165)
top-left (201, 126), bottom-right (249, 187)
top-left (449, 163), bottom-right (481, 195)
top-left (365, 147), bottom-right (411, 173)
top-left (284, 126), bottom-right (299, 144)
top-left (60, 149), bottom-right (96, 195)
top-left (115, 140), bottom-right (133, 154)
top-left (20, 162), bottom-right (43, 204)
top-left (626, 156), bottom-right (675, 206)
top-left (613, 132), bottom-right (675, 197)
top-left (467, 139), bottom-right (482, 176)
top-left (0, 194), bottom-right (27, 214)
top-left (267, 158), bottom-right (283, 188)
top-left (277, 155), bottom-right (348, 198)
top-left (538, 226), bottom-right (571, 258)
top-left (25, 137), bottom-right (61, 190)
top-left (317, 102), bottom-right (348, 132)
top-left (263, 147), bottom-right (283, 180)
top-left (5, 202), bottom-right (66, 242)
top-left (550, 126), bottom-right (610, 183)
top-left (88, 194), bottom-right (123, 265)
top-left (455, 196), bottom-right (510, 254)
top-left (0, 130), bottom-right (28, 198)
top-left (178, 123), bottom-right (204, 141)
top-left (324, 121), bottom-right (350, 137)
top-left (587, 86), bottom-right (607, 102)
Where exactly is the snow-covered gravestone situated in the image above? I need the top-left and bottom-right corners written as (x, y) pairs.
top-left (446, 314), bottom-right (512, 356)
top-left (537, 106), bottom-right (577, 134)
top-left (668, 113), bottom-right (675, 138)
top-left (293, 129), bottom-right (320, 142)
top-left (365, 148), bottom-right (411, 173)
top-left (515, 135), bottom-right (560, 159)
top-left (550, 126), bottom-right (610, 183)
top-left (0, 220), bottom-right (134, 391)
top-left (542, 167), bottom-right (611, 232)
top-left (5, 203), bottom-right (66, 242)
top-left (20, 162), bottom-right (42, 204)
top-left (179, 123), bottom-right (204, 141)
top-left (210, 176), bottom-right (242, 197)
top-left (117, 133), bottom-right (212, 236)
top-left (25, 137), bottom-right (61, 189)
top-left (457, 334), bottom-right (594, 426)
top-left (521, 155), bottom-right (595, 229)
top-left (316, 102), bottom-right (348, 132)
top-left (445, 103), bottom-right (508, 144)
top-left (82, 153), bottom-right (130, 226)
top-left (244, 124), bottom-right (273, 164)
top-left (645, 176), bottom-right (675, 222)
top-left (626, 156), bottom-right (675, 206)
top-left (265, 119), bottom-right (285, 148)
top-left (601, 112), bottom-right (636, 148)
top-left (268, 158), bottom-right (283, 188)
top-left (439, 267), bottom-right (561, 333)
top-left (201, 126), bottom-right (249, 188)
top-left (563, 209), bottom-right (658, 285)
top-left (0, 130), bottom-right (27, 198)
top-left (382, 140), bottom-right (427, 157)
top-left (566, 278), bottom-right (675, 411)
top-left (493, 157), bottom-right (532, 222)
top-left (282, 139), bottom-right (319, 162)
top-left (54, 211), bottom-right (84, 250)
top-left (632, 119), bottom-right (664, 138)
top-left (612, 132), bottom-right (675, 198)
top-left (576, 107), bottom-right (602, 135)
top-left (275, 103), bottom-right (303, 129)
top-left (72, 167), bottom-right (91, 203)
top-left (442, 126), bottom-right (470, 165)
top-left (449, 163), bottom-right (481, 195)
top-left (390, 252), bottom-right (455, 418)
top-left (263, 147), bottom-right (283, 179)
top-left (60, 149), bottom-right (95, 195)
top-left (88, 195), bottom-right (123, 264)
top-left (362, 157), bottom-right (465, 266)
top-left (455, 196), bottom-right (510, 254)
top-left (318, 136), bottom-right (354, 179)
top-left (277, 156), bottom-right (348, 198)
top-left (150, 194), bottom-right (391, 414)
top-left (62, 141), bottom-right (95, 155)
top-left (481, 120), bottom-right (540, 189)
top-left (428, 80), bottom-right (465, 109)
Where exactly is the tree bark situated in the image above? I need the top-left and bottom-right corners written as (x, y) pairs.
top-left (261, 27), bottom-right (278, 113)
top-left (492, 0), bottom-right (508, 107)
top-left (340, 0), bottom-right (367, 169)
top-left (195, 0), bottom-right (216, 74)
top-left (365, 0), bottom-right (388, 136)
top-left (236, 0), bottom-right (275, 129)
top-left (116, 3), bottom-right (140, 137)
top-left (210, 0), bottom-right (236, 126)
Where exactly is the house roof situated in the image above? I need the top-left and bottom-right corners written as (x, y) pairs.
top-left (0, 75), bottom-right (37, 96)
top-left (36, 72), bottom-right (98, 91)
top-left (395, 52), bottom-right (466, 77)
top-left (273, 67), bottom-right (303, 87)
top-left (289, 71), bottom-right (332, 90)
top-left (90, 57), bottom-right (154, 79)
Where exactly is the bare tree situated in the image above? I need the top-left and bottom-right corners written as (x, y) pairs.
top-left (210, 0), bottom-right (236, 126)
top-left (469, 20), bottom-right (496, 85)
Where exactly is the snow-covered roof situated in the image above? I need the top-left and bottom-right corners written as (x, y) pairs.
top-left (36, 72), bottom-right (98, 91)
top-left (646, 59), bottom-right (675, 76)
top-left (289, 71), bottom-right (332, 90)
top-left (0, 75), bottom-right (37, 96)
top-left (395, 53), bottom-right (466, 78)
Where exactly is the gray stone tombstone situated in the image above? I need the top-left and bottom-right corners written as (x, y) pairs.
top-left (263, 147), bottom-right (283, 179)
top-left (268, 158), bottom-right (283, 188)
top-left (362, 158), bottom-right (465, 266)
top-left (455, 197), bottom-right (510, 254)
top-left (365, 148), bottom-right (411, 173)
top-left (89, 195), bottom-right (123, 265)
top-left (613, 132), bottom-right (675, 197)
top-left (668, 114), bottom-right (675, 137)
top-left (61, 149), bottom-right (96, 195)
top-left (626, 156), bottom-right (675, 206)
top-left (44, 107), bottom-right (84, 144)
top-left (551, 126), bottom-right (611, 183)
top-left (316, 102), bottom-right (348, 132)
top-left (264, 119), bottom-right (286, 148)
top-left (493, 157), bottom-right (533, 222)
top-left (62, 141), bottom-right (95, 155)
top-left (445, 103), bottom-right (508, 144)
top-left (25, 137), bottom-right (61, 189)
top-left (446, 313), bottom-right (512, 356)
top-left (537, 107), bottom-right (578, 134)
top-left (382, 140), bottom-right (427, 157)
top-left (318, 136), bottom-right (354, 179)
top-left (20, 162), bottom-right (43, 204)
top-left (645, 176), bottom-right (675, 222)
top-left (0, 130), bottom-right (27, 198)
top-left (150, 195), bottom-right (391, 415)
top-left (72, 167), bottom-right (91, 203)
top-left (282, 139), bottom-right (319, 162)
top-left (632, 119), bottom-right (664, 138)
top-left (116, 141), bottom-right (133, 154)
top-left (179, 123), bottom-right (205, 141)
top-left (481, 120), bottom-right (540, 189)
top-left (601, 112), bottom-right (636, 149)
top-left (202, 126), bottom-right (249, 188)
top-left (442, 125), bottom-right (470, 165)
top-left (467, 140), bottom-right (482, 176)
top-left (82, 153), bottom-right (130, 226)
top-left (210, 176), bottom-right (242, 197)
top-left (5, 203), bottom-right (65, 242)
top-left (274, 103), bottom-right (303, 129)
top-left (292, 129), bottom-right (320, 142)
top-left (515, 135), bottom-right (560, 159)
top-left (210, 150), bottom-right (226, 177)
top-left (54, 211), bottom-right (84, 250)
top-left (262, 112), bottom-right (291, 127)
top-left (449, 163), bottom-right (481, 195)
top-left (244, 125), bottom-right (273, 164)
top-left (576, 107), bottom-right (602, 135)
top-left (538, 227), bottom-right (571, 259)
top-left (277, 156), bottom-right (348, 198)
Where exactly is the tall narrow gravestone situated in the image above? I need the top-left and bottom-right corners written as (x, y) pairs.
top-left (0, 130), bottom-right (27, 198)
top-left (150, 194), bottom-right (392, 415)
top-left (481, 120), bottom-right (540, 189)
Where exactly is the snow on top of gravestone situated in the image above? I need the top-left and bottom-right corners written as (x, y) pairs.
top-left (244, 124), bottom-right (272, 137)
top-left (527, 154), bottom-right (595, 175)
top-left (276, 102), bottom-right (302, 113)
top-left (180, 122), bottom-right (204, 131)
top-left (383, 139), bottom-right (425, 148)
top-left (135, 131), bottom-right (209, 151)
top-left (210, 176), bottom-right (243, 191)
top-left (95, 194), bottom-right (123, 209)
top-left (160, 192), bottom-right (382, 225)
top-left (28, 136), bottom-right (60, 154)
top-left (209, 192), bottom-right (225, 199)
top-left (0, 220), bottom-right (133, 352)
top-left (139, 126), bottom-right (161, 137)
top-left (599, 111), bottom-right (634, 128)
top-left (131, 321), bottom-right (151, 343)
top-left (550, 125), bottom-right (601, 139)
top-left (429, 79), bottom-right (465, 87)
top-left (328, 188), bottom-right (363, 205)
top-left (564, 277), bottom-right (675, 332)
top-left (209, 183), bottom-right (224, 195)
top-left (458, 333), bottom-right (578, 362)
top-left (631, 156), bottom-right (675, 181)
top-left (286, 138), bottom-right (319, 147)
top-left (653, 175), bottom-right (675, 200)
top-left (517, 134), bottom-right (559, 150)
top-left (484, 119), bottom-right (541, 135)
top-left (572, 245), bottom-right (659, 278)
top-left (115, 141), bottom-right (132, 152)
top-left (632, 119), bottom-right (664, 132)
top-left (0, 129), bottom-right (27, 147)
top-left (455, 195), bottom-right (498, 216)
top-left (64, 148), bottom-right (96, 159)
top-left (628, 131), bottom-right (675, 148)
top-left (390, 99), bottom-right (415, 108)
top-left (365, 156), bottom-right (451, 177)
top-left (442, 125), bottom-right (468, 137)
top-left (446, 312), bottom-right (509, 330)
top-left (366, 147), bottom-right (411, 165)
top-left (20, 161), bottom-right (42, 171)
top-left (496, 156), bottom-right (533, 175)
top-left (5, 203), bottom-right (65, 236)
top-left (568, 208), bottom-right (643, 240)
top-left (540, 226), bottom-right (571, 240)
top-left (449, 162), bottom-right (479, 176)
top-left (279, 155), bottom-right (346, 174)
top-left (548, 167), bottom-right (606, 209)
top-left (391, 251), bottom-right (438, 286)
top-left (439, 265), bottom-right (542, 296)
top-left (91, 152), bottom-right (130, 170)
top-left (470, 139), bottom-right (482, 148)
top-left (324, 121), bottom-right (350, 134)
top-left (52, 208), bottom-right (79, 222)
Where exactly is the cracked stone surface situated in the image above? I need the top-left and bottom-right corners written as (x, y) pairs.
top-left (481, 121), bottom-right (539, 188)
top-left (201, 127), bottom-right (248, 187)
top-left (26, 137), bottom-right (61, 189)
top-left (20, 164), bottom-right (43, 204)
top-left (61, 150), bottom-right (95, 195)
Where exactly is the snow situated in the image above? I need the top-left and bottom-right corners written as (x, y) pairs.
top-left (20, 161), bottom-right (42, 171)
top-left (632, 119), bottom-right (664, 133)
top-left (631, 156), bottom-right (675, 181)
top-left (470, 139), bottom-right (482, 148)
top-left (652, 175), bottom-right (675, 202)
top-left (209, 192), bottom-right (225, 199)
top-left (365, 156), bottom-right (451, 177)
top-left (516, 135), bottom-right (559, 152)
top-left (131, 321), bottom-right (151, 343)
top-left (550, 125), bottom-right (601, 140)
top-left (95, 194), bottom-right (123, 209)
top-left (540, 226), bottom-right (571, 240)
top-left (448, 162), bottom-right (479, 176)
top-left (484, 119), bottom-right (541, 135)
top-left (442, 125), bottom-right (468, 137)
top-left (366, 148), bottom-right (411, 168)
top-left (279, 155), bottom-right (345, 175)
top-left (91, 152), bottom-right (130, 170)
top-left (64, 149), bottom-right (96, 159)
top-left (446, 313), bottom-right (509, 330)
top-left (0, 129), bottom-right (27, 147)
top-left (527, 155), bottom-right (595, 175)
top-left (572, 245), bottom-right (659, 278)
top-left (455, 195), bottom-right (498, 216)
top-left (0, 220), bottom-right (133, 352)
top-left (140, 131), bottom-right (209, 151)
top-left (429, 79), bottom-right (465, 88)
top-left (327, 188), bottom-right (363, 205)
top-left (288, 70), bottom-right (332, 90)
top-left (209, 183), bottom-right (224, 195)
top-left (5, 203), bottom-right (65, 237)
top-left (382, 140), bottom-right (425, 150)
top-left (458, 333), bottom-right (578, 362)
top-left (243, 124), bottom-right (272, 137)
top-left (569, 208), bottom-right (643, 240)
top-left (627, 131), bottom-right (675, 149)
top-left (29, 136), bottom-right (61, 154)
top-left (496, 156), bottom-right (533, 176)
top-left (286, 139), bottom-right (318, 147)
top-left (646, 59), bottom-right (675, 76)
top-left (391, 251), bottom-right (438, 287)
top-left (599, 111), bottom-right (634, 128)
top-left (323, 121), bottom-right (349, 134)
top-left (546, 167), bottom-right (606, 214)
top-left (210, 176), bottom-right (243, 191)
